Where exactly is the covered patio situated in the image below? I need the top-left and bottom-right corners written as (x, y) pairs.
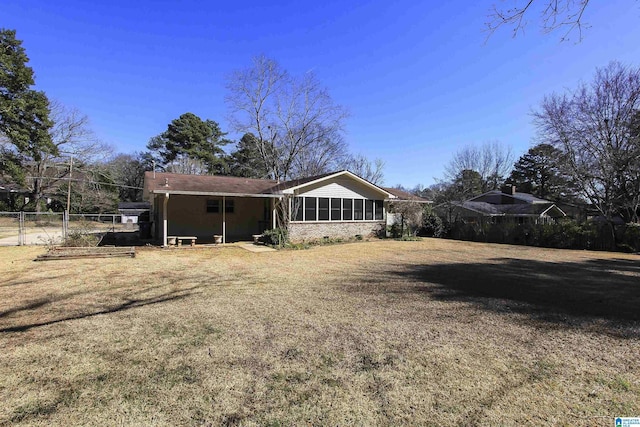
top-left (143, 173), bottom-right (283, 246)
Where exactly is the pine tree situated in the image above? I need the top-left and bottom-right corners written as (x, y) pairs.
top-left (0, 29), bottom-right (55, 185)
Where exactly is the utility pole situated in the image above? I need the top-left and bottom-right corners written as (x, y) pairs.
top-left (66, 155), bottom-right (73, 213)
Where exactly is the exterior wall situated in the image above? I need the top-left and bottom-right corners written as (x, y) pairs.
top-left (288, 221), bottom-right (384, 241)
top-left (154, 194), bottom-right (271, 242)
top-left (287, 177), bottom-right (391, 241)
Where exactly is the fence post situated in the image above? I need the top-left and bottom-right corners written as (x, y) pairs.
top-left (18, 211), bottom-right (24, 246)
top-left (63, 210), bottom-right (68, 239)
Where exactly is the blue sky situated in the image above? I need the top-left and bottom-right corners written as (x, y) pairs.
top-left (4, 0), bottom-right (640, 187)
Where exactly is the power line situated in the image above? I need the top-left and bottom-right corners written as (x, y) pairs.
top-left (23, 176), bottom-right (143, 190)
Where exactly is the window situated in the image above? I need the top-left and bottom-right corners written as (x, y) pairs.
top-left (206, 199), bottom-right (220, 213)
top-left (305, 197), bottom-right (316, 221)
top-left (225, 199), bottom-right (235, 213)
top-left (318, 197), bottom-right (329, 221)
top-left (374, 200), bottom-right (384, 220)
top-left (354, 199), bottom-right (363, 220)
top-left (331, 198), bottom-right (341, 221)
top-left (365, 200), bottom-right (374, 220)
top-left (343, 198), bottom-right (352, 220)
top-left (292, 197), bottom-right (303, 221)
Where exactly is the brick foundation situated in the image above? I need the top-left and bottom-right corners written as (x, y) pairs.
top-left (288, 221), bottom-right (385, 242)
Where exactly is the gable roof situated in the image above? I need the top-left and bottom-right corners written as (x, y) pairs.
top-left (277, 170), bottom-right (395, 198)
top-left (266, 171), bottom-right (337, 194)
top-left (143, 170), bottom-right (395, 199)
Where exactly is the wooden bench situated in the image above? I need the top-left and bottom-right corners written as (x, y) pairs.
top-left (167, 236), bottom-right (197, 247)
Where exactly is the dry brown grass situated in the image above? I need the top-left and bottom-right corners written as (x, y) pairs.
top-left (1, 239), bottom-right (639, 426)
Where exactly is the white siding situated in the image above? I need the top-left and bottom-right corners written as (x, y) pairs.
top-left (296, 177), bottom-right (385, 200)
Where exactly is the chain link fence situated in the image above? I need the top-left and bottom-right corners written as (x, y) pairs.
top-left (0, 211), bottom-right (134, 246)
top-left (0, 212), bottom-right (23, 246)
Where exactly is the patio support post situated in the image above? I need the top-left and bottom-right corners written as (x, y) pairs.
top-left (222, 196), bottom-right (226, 244)
top-left (163, 193), bottom-right (169, 247)
top-left (272, 198), bottom-right (277, 229)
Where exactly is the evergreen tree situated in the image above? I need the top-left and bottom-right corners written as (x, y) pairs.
top-left (508, 143), bottom-right (575, 201)
top-left (147, 113), bottom-right (230, 174)
top-left (0, 29), bottom-right (55, 185)
top-left (227, 133), bottom-right (270, 178)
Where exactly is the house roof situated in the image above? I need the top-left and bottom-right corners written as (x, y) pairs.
top-left (469, 190), bottom-right (550, 204)
top-left (118, 202), bottom-right (151, 210)
top-left (383, 187), bottom-right (430, 203)
top-left (278, 170), bottom-right (396, 198)
top-left (144, 172), bottom-right (281, 197)
top-left (266, 171), bottom-right (338, 194)
top-left (144, 170), bottom-right (396, 199)
top-left (0, 181), bottom-right (26, 193)
top-left (454, 201), bottom-right (565, 217)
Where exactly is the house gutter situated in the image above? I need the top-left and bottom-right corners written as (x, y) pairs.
top-left (151, 190), bottom-right (283, 198)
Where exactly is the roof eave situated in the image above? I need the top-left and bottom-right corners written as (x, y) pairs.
top-left (386, 198), bottom-right (430, 203)
top-left (150, 189), bottom-right (283, 198)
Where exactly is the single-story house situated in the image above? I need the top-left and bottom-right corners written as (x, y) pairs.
top-left (142, 170), bottom-right (406, 245)
top-left (438, 185), bottom-right (566, 224)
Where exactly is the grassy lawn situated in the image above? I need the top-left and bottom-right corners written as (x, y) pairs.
top-left (1, 239), bottom-right (639, 426)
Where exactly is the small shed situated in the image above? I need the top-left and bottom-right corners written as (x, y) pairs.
top-left (118, 202), bottom-right (151, 224)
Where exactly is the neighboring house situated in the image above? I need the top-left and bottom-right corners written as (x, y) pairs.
top-left (117, 202), bottom-right (151, 224)
top-left (0, 181), bottom-right (29, 210)
top-left (440, 185), bottom-right (566, 224)
top-left (143, 170), bottom-right (401, 245)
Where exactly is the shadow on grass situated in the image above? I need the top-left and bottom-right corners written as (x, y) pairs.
top-left (354, 256), bottom-right (640, 337)
top-left (0, 286), bottom-right (199, 333)
top-left (0, 273), bottom-right (74, 289)
top-left (0, 299), bottom-right (51, 319)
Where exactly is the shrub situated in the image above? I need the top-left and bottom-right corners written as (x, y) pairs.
top-left (261, 227), bottom-right (288, 247)
top-left (620, 223), bottom-right (640, 252)
top-left (421, 209), bottom-right (445, 237)
top-left (387, 223), bottom-right (402, 238)
top-left (63, 230), bottom-right (100, 247)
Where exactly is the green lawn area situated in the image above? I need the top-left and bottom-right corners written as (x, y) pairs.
top-left (1, 239), bottom-right (639, 426)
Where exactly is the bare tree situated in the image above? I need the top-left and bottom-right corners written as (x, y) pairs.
top-left (226, 56), bottom-right (285, 180)
top-left (534, 61), bottom-right (640, 228)
top-left (8, 100), bottom-right (109, 211)
top-left (340, 153), bottom-right (385, 185)
top-left (444, 141), bottom-right (514, 193)
top-left (486, 0), bottom-right (592, 41)
top-left (290, 126), bottom-right (350, 178)
top-left (226, 55), bottom-right (350, 181)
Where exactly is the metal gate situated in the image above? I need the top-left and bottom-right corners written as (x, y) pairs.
top-left (0, 212), bottom-right (23, 246)
top-left (0, 211), bottom-right (126, 246)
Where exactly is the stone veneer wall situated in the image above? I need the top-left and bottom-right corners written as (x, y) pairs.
top-left (288, 221), bottom-right (385, 241)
